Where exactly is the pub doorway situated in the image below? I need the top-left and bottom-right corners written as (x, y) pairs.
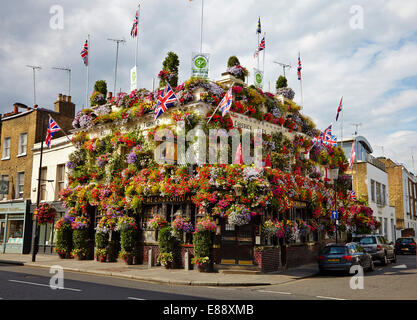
top-left (220, 220), bottom-right (254, 265)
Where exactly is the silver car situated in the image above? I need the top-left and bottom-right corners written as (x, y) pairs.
top-left (352, 235), bottom-right (396, 265)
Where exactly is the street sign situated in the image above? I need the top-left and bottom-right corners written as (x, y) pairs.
top-left (331, 210), bottom-right (338, 220)
top-left (191, 53), bottom-right (210, 79)
top-left (130, 66), bottom-right (137, 92)
top-left (253, 68), bottom-right (263, 89)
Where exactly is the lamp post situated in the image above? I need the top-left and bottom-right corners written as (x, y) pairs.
top-left (331, 167), bottom-right (339, 244)
top-left (232, 183), bottom-right (243, 203)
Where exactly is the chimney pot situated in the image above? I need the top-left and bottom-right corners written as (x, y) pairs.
top-left (34, 104), bottom-right (38, 109)
top-left (68, 96), bottom-right (71, 102)
top-left (13, 104), bottom-right (18, 114)
top-left (108, 92), bottom-right (113, 100)
top-left (63, 95), bottom-right (67, 102)
top-left (58, 93), bottom-right (63, 101)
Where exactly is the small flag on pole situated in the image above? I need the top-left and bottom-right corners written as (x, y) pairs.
top-left (336, 97), bottom-right (343, 121)
top-left (154, 84), bottom-right (178, 121)
top-left (254, 36), bottom-right (265, 58)
top-left (349, 190), bottom-right (357, 202)
top-left (81, 40), bottom-right (88, 66)
top-left (218, 87), bottom-right (234, 117)
top-left (297, 53), bottom-right (302, 80)
top-left (45, 116), bottom-right (61, 148)
top-left (256, 17), bottom-right (261, 34)
top-left (131, 7), bottom-right (139, 38)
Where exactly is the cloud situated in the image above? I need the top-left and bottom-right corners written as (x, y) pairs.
top-left (0, 0), bottom-right (416, 172)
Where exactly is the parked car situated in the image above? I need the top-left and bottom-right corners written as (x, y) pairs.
top-left (352, 235), bottom-right (396, 265)
top-left (395, 237), bottom-right (416, 255)
top-left (318, 243), bottom-right (374, 274)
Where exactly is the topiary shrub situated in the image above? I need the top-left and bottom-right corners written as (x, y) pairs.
top-left (157, 226), bottom-right (178, 268)
top-left (55, 220), bottom-right (73, 258)
top-left (275, 75), bottom-right (288, 90)
top-left (159, 52), bottom-right (179, 88)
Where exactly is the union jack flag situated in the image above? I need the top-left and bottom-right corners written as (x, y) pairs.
top-left (218, 87), bottom-right (234, 117)
top-left (335, 96), bottom-right (343, 121)
top-left (154, 84), bottom-right (178, 121)
top-left (81, 40), bottom-right (88, 66)
top-left (131, 7), bottom-right (139, 38)
top-left (322, 124), bottom-right (337, 147)
top-left (349, 190), bottom-right (357, 202)
top-left (297, 53), bottom-right (302, 80)
top-left (45, 116), bottom-right (61, 148)
top-left (254, 36), bottom-right (265, 58)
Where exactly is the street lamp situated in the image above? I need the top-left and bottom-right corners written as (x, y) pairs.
top-left (331, 167), bottom-right (339, 243)
top-left (232, 183), bottom-right (243, 199)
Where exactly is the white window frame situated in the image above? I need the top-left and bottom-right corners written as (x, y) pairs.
top-left (17, 133), bottom-right (27, 157)
top-left (2, 137), bottom-right (11, 160)
top-left (16, 172), bottom-right (25, 199)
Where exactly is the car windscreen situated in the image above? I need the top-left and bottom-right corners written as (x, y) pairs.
top-left (321, 246), bottom-right (348, 255)
top-left (353, 237), bottom-right (376, 245)
top-left (398, 238), bottom-right (415, 244)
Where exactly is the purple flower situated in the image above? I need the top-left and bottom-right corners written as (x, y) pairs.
top-left (127, 152), bottom-right (137, 164)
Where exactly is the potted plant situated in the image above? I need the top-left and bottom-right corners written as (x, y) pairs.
top-left (71, 216), bottom-right (90, 260)
top-left (116, 216), bottom-right (138, 265)
top-left (192, 216), bottom-right (216, 272)
top-left (54, 214), bottom-right (73, 259)
top-left (157, 252), bottom-right (174, 268)
top-left (157, 226), bottom-right (178, 269)
top-left (34, 203), bottom-right (57, 225)
top-left (191, 256), bottom-right (210, 272)
top-left (96, 248), bottom-right (108, 262)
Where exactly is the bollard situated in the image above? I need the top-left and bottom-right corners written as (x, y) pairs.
top-left (148, 248), bottom-right (152, 268)
top-left (184, 251), bottom-right (189, 271)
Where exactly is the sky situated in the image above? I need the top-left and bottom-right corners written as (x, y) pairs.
top-left (0, 0), bottom-right (416, 173)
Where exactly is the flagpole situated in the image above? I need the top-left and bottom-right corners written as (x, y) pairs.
top-left (85, 34), bottom-right (90, 109)
top-left (341, 98), bottom-right (344, 151)
top-left (200, 0), bottom-right (204, 53)
top-left (299, 52), bottom-right (304, 108)
top-left (49, 115), bottom-right (72, 144)
top-left (262, 32), bottom-right (266, 80)
top-left (257, 30), bottom-right (260, 71)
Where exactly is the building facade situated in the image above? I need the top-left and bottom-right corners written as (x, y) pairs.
top-left (380, 158), bottom-right (417, 237)
top-left (338, 136), bottom-right (396, 242)
top-left (0, 94), bottom-right (75, 254)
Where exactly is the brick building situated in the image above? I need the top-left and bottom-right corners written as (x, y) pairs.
top-left (379, 157), bottom-right (417, 237)
top-left (0, 94), bottom-right (75, 254)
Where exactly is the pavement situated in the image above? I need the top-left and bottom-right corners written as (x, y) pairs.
top-left (0, 253), bottom-right (319, 287)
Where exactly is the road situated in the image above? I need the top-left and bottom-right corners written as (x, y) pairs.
top-left (0, 255), bottom-right (415, 300)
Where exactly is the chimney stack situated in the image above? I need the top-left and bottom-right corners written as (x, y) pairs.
top-left (54, 93), bottom-right (75, 117)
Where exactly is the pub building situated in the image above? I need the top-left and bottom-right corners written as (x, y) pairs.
top-left (66, 73), bottom-right (342, 272)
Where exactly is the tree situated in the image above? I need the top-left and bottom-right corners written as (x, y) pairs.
top-left (275, 76), bottom-right (288, 90)
top-left (94, 80), bottom-right (107, 96)
top-left (159, 52), bottom-right (179, 88)
top-left (227, 56), bottom-right (240, 68)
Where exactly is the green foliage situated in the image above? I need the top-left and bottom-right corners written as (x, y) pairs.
top-left (94, 80), bottom-right (107, 95)
top-left (160, 52), bottom-right (179, 88)
top-left (158, 226), bottom-right (177, 254)
top-left (56, 224), bottom-right (73, 254)
top-left (276, 76), bottom-right (288, 90)
top-left (95, 232), bottom-right (108, 250)
top-left (72, 228), bottom-right (89, 257)
top-left (227, 56), bottom-right (240, 67)
top-left (193, 230), bottom-right (212, 258)
top-left (120, 229), bottom-right (136, 253)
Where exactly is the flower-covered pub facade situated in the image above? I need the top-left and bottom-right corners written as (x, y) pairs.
top-left (58, 68), bottom-right (380, 271)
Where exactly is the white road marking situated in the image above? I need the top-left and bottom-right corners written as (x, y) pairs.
top-left (127, 296), bottom-right (146, 300)
top-left (316, 295), bottom-right (346, 300)
top-left (392, 264), bottom-right (407, 269)
top-left (257, 290), bottom-right (292, 295)
top-left (9, 280), bottom-right (82, 292)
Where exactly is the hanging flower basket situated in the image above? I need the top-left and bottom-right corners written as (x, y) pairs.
top-left (33, 203), bottom-right (57, 225)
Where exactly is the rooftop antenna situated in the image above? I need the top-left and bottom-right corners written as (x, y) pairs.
top-left (375, 145), bottom-right (385, 157)
top-left (107, 38), bottom-right (126, 96)
top-left (51, 66), bottom-right (71, 96)
top-left (351, 123), bottom-right (362, 136)
top-left (273, 61), bottom-right (292, 78)
top-left (26, 65), bottom-right (41, 105)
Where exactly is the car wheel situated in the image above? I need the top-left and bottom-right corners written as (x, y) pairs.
top-left (380, 254), bottom-right (388, 266)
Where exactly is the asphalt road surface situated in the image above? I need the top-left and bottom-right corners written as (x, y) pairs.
top-left (0, 254), bottom-right (415, 300)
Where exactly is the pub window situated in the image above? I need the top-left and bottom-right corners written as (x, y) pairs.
top-left (370, 180), bottom-right (375, 202)
top-left (56, 164), bottom-right (66, 199)
top-left (18, 133), bottom-right (27, 156)
top-left (40, 167), bottom-right (47, 201)
top-left (376, 182), bottom-right (382, 205)
top-left (16, 172), bottom-right (25, 199)
top-left (2, 137), bottom-right (11, 159)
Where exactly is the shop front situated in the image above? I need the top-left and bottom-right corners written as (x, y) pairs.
top-left (0, 200), bottom-right (32, 254)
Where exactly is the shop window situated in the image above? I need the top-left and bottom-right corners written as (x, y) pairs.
top-left (18, 133), bottom-right (27, 156)
top-left (7, 220), bottom-right (23, 243)
top-left (0, 221), bottom-right (5, 245)
top-left (16, 172), bottom-right (25, 199)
